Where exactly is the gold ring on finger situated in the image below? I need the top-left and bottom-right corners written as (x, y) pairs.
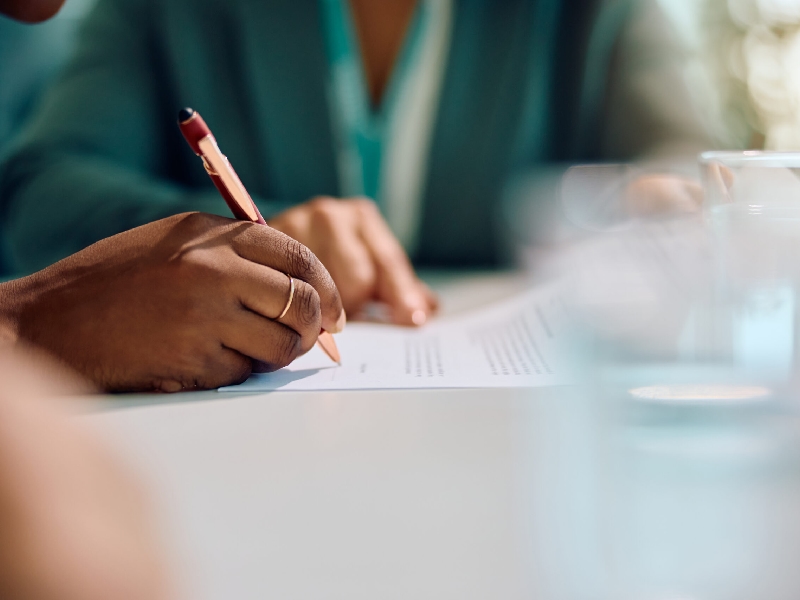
top-left (277, 274), bottom-right (295, 320)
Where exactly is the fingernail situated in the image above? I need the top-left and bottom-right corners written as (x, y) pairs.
top-left (411, 309), bottom-right (427, 326)
top-left (161, 380), bottom-right (183, 393)
top-left (330, 308), bottom-right (347, 333)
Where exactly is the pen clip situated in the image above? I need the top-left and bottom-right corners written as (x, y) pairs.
top-left (197, 135), bottom-right (263, 223)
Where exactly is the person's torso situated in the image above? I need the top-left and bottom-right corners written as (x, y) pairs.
top-left (148, 0), bottom-right (615, 266)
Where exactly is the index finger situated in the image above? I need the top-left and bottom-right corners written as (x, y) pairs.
top-left (355, 200), bottom-right (436, 326)
top-left (229, 222), bottom-right (346, 333)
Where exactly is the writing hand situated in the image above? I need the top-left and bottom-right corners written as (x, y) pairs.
top-left (269, 197), bottom-right (438, 326)
top-left (0, 212), bottom-right (345, 392)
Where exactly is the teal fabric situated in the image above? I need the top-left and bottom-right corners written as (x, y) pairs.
top-left (320, 0), bottom-right (426, 204)
top-left (0, 0), bottom-right (97, 152)
top-left (0, 20), bottom-right (71, 154)
top-left (0, 2), bottom-right (96, 274)
top-left (0, 0), bottom-right (630, 273)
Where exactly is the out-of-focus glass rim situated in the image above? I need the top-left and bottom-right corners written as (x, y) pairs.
top-left (699, 150), bottom-right (800, 168)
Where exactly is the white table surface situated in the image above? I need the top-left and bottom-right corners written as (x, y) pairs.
top-left (82, 272), bottom-right (800, 599)
top-left (85, 272), bottom-right (569, 600)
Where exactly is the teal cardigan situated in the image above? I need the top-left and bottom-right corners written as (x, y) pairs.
top-left (0, 0), bottom-right (632, 273)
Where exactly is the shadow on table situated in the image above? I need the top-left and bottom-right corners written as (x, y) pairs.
top-left (91, 368), bottom-right (329, 412)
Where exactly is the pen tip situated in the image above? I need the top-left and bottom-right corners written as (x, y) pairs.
top-left (316, 332), bottom-right (341, 365)
top-left (178, 107), bottom-right (195, 123)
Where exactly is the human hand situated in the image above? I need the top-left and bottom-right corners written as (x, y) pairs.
top-left (624, 174), bottom-right (704, 215)
top-left (0, 212), bottom-right (345, 392)
top-left (268, 197), bottom-right (437, 326)
top-left (0, 348), bottom-right (176, 600)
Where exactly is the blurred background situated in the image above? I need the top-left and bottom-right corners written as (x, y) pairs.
top-left (3, 0), bottom-right (800, 156)
top-left (605, 0), bottom-right (800, 152)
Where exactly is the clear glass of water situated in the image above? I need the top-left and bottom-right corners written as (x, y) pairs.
top-left (700, 151), bottom-right (800, 281)
top-left (531, 152), bottom-right (800, 599)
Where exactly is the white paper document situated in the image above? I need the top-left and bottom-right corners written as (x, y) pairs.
top-left (220, 285), bottom-right (571, 392)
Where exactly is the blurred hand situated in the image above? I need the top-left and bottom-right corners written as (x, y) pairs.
top-left (0, 348), bottom-right (176, 600)
top-left (624, 174), bottom-right (704, 215)
top-left (0, 212), bottom-right (345, 392)
top-left (269, 197), bottom-right (437, 326)
top-left (706, 161), bottom-right (735, 203)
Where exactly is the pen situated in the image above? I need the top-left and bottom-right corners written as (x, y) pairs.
top-left (177, 107), bottom-right (341, 365)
